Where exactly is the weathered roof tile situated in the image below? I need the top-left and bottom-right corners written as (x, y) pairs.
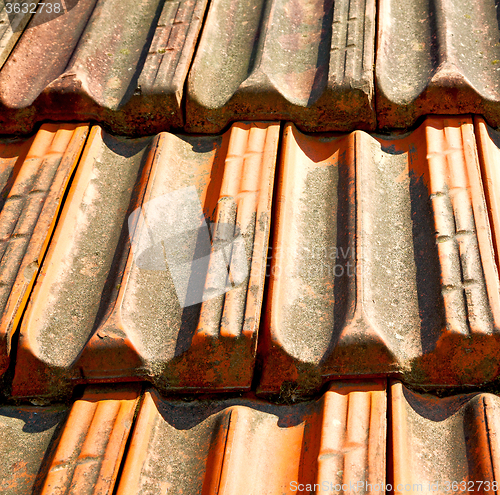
top-left (116, 380), bottom-right (386, 494)
top-left (40, 385), bottom-right (140, 495)
top-left (376, 0), bottom-right (500, 129)
top-left (0, 123), bottom-right (88, 378)
top-left (391, 381), bottom-right (500, 493)
top-left (186, 0), bottom-right (376, 133)
top-left (259, 116), bottom-right (500, 395)
top-left (0, 0), bottom-right (206, 135)
top-left (0, 402), bottom-right (68, 494)
top-left (13, 122), bottom-right (278, 398)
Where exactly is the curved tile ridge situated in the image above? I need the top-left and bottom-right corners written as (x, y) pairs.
top-left (391, 381), bottom-right (500, 494)
top-left (186, 0), bottom-right (375, 133)
top-left (258, 116), bottom-right (500, 396)
top-left (40, 385), bottom-right (140, 495)
top-left (12, 122), bottom-right (279, 399)
top-left (0, 123), bottom-right (88, 378)
top-left (376, 0), bottom-right (500, 129)
top-left (116, 380), bottom-right (386, 494)
top-left (0, 0), bottom-right (207, 135)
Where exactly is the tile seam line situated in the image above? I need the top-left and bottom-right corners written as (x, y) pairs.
top-left (385, 378), bottom-right (393, 495)
top-left (251, 120), bottom-right (286, 393)
top-left (371, 0), bottom-right (379, 129)
top-left (483, 395), bottom-right (497, 483)
top-left (112, 387), bottom-right (150, 495)
top-left (0, 0), bottom-right (39, 72)
top-left (216, 407), bottom-right (233, 494)
top-left (179, 0), bottom-right (213, 128)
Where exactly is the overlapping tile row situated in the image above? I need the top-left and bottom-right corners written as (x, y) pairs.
top-left (0, 380), bottom-right (386, 494)
top-left (12, 122), bottom-right (278, 398)
top-left (0, 123), bottom-right (88, 379)
top-left (6, 380), bottom-right (500, 494)
top-left (391, 381), bottom-right (500, 494)
top-left (7, 0), bottom-right (500, 134)
top-left (258, 116), bottom-right (500, 395)
top-left (0, 0), bottom-right (206, 135)
top-left (186, 0), bottom-right (376, 133)
top-left (0, 385), bottom-right (139, 494)
top-left (376, 0), bottom-right (500, 129)
top-left (116, 380), bottom-right (386, 494)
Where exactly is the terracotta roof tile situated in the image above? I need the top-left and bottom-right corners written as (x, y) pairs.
top-left (13, 122), bottom-right (278, 398)
top-left (0, 0), bottom-right (35, 68)
top-left (475, 116), bottom-right (500, 276)
top-left (2, 0), bottom-right (500, 489)
top-left (0, 0), bottom-right (206, 135)
top-left (391, 381), bottom-right (500, 493)
top-left (116, 380), bottom-right (386, 494)
top-left (0, 123), bottom-right (88, 378)
top-left (259, 116), bottom-right (500, 395)
top-left (376, 0), bottom-right (500, 129)
top-left (40, 385), bottom-right (140, 495)
top-left (0, 402), bottom-right (68, 494)
top-left (186, 0), bottom-right (376, 133)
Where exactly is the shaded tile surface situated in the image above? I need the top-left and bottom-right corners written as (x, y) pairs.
top-left (116, 380), bottom-right (386, 495)
top-left (0, 0), bottom-right (38, 68)
top-left (0, 123), bottom-right (88, 377)
top-left (0, 402), bottom-right (68, 494)
top-left (259, 116), bottom-right (500, 395)
top-left (391, 381), bottom-right (500, 494)
top-left (186, 0), bottom-right (375, 133)
top-left (13, 122), bottom-right (278, 398)
top-left (376, 0), bottom-right (500, 129)
top-left (0, 0), bottom-right (206, 135)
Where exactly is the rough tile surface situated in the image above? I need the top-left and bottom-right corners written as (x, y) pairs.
top-left (186, 0), bottom-right (375, 133)
top-left (116, 380), bottom-right (386, 495)
top-left (13, 122), bottom-right (278, 398)
top-left (391, 381), bottom-right (500, 494)
top-left (377, 0), bottom-right (500, 129)
top-left (0, 403), bottom-right (68, 494)
top-left (0, 123), bottom-right (88, 377)
top-left (259, 116), bottom-right (500, 395)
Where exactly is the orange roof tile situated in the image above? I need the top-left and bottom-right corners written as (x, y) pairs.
top-left (186, 0), bottom-right (376, 133)
top-left (0, 0), bottom-right (206, 135)
top-left (117, 380), bottom-right (386, 494)
top-left (0, 401), bottom-right (68, 493)
top-left (40, 385), bottom-right (140, 495)
top-left (259, 116), bottom-right (500, 394)
top-left (391, 380), bottom-right (500, 494)
top-left (0, 123), bottom-right (88, 377)
top-left (13, 122), bottom-right (278, 398)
